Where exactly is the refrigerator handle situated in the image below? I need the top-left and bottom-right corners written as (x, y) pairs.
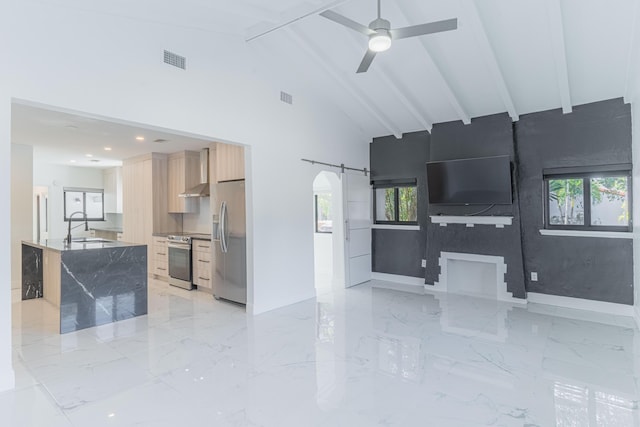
top-left (218, 202), bottom-right (226, 252)
top-left (221, 201), bottom-right (229, 253)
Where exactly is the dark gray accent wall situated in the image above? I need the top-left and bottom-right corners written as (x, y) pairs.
top-left (370, 131), bottom-right (430, 278)
top-left (426, 113), bottom-right (527, 299)
top-left (369, 98), bottom-right (633, 305)
top-left (516, 98), bottom-right (633, 304)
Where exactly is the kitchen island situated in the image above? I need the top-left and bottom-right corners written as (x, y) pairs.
top-left (22, 239), bottom-right (147, 334)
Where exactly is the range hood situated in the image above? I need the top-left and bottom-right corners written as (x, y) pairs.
top-left (179, 148), bottom-right (210, 198)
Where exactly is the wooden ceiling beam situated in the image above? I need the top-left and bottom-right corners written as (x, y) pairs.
top-left (245, 0), bottom-right (353, 42)
top-left (624, 0), bottom-right (640, 103)
top-left (342, 30), bottom-right (434, 131)
top-left (546, 0), bottom-right (572, 114)
top-left (394, 1), bottom-right (471, 125)
top-left (462, 1), bottom-right (518, 121)
top-left (287, 29), bottom-right (403, 139)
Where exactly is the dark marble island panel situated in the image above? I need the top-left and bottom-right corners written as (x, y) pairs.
top-left (22, 245), bottom-right (43, 300)
top-left (60, 245), bottom-right (147, 333)
top-left (22, 240), bottom-right (148, 334)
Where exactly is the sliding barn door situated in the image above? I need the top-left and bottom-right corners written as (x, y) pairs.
top-left (342, 173), bottom-right (372, 287)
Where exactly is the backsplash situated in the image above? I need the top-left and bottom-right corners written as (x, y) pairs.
top-left (104, 213), bottom-right (123, 229)
top-left (183, 200), bottom-right (211, 234)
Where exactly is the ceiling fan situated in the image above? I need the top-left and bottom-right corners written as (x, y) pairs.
top-left (320, 0), bottom-right (458, 73)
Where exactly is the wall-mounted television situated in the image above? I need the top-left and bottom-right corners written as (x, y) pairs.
top-left (426, 155), bottom-right (513, 205)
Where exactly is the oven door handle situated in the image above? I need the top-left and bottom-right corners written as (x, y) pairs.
top-left (167, 242), bottom-right (191, 250)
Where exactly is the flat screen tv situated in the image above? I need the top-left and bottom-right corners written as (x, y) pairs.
top-left (426, 155), bottom-right (513, 205)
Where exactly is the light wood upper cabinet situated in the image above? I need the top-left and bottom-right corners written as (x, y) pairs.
top-left (103, 166), bottom-right (123, 214)
top-left (167, 151), bottom-right (201, 214)
top-left (215, 143), bottom-right (244, 182)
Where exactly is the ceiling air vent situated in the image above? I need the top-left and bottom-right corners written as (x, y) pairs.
top-left (164, 50), bottom-right (186, 70)
top-left (153, 138), bottom-right (169, 143)
top-left (280, 91), bottom-right (293, 105)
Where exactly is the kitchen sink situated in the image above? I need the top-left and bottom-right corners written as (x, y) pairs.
top-left (71, 238), bottom-right (114, 243)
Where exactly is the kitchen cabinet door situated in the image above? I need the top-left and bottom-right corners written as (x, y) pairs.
top-left (215, 143), bottom-right (244, 182)
top-left (168, 151), bottom-right (200, 213)
top-left (103, 167), bottom-right (123, 214)
top-left (153, 237), bottom-right (168, 279)
top-left (192, 241), bottom-right (212, 290)
top-left (122, 153), bottom-right (181, 275)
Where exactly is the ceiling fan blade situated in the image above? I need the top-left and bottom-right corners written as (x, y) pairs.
top-left (356, 50), bottom-right (377, 73)
top-left (390, 18), bottom-right (457, 40)
top-left (320, 10), bottom-right (376, 36)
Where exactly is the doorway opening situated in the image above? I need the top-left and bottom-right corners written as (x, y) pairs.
top-left (312, 171), bottom-right (344, 293)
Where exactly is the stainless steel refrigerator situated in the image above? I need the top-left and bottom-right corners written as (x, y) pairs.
top-left (212, 180), bottom-right (247, 304)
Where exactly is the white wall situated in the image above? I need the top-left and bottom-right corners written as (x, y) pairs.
top-left (33, 162), bottom-right (105, 240)
top-left (2, 0), bottom-right (367, 321)
top-left (10, 144), bottom-right (33, 292)
top-left (1, 95), bottom-right (15, 391)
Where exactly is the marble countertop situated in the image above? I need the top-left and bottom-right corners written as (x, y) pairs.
top-left (23, 239), bottom-right (145, 252)
top-left (152, 232), bottom-right (211, 241)
top-left (90, 227), bottom-right (124, 233)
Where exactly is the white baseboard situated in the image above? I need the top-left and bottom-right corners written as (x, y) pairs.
top-left (527, 292), bottom-right (634, 316)
top-left (371, 272), bottom-right (425, 287)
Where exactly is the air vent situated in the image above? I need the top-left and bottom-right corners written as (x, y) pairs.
top-left (280, 91), bottom-right (293, 105)
top-left (90, 159), bottom-right (100, 163)
top-left (153, 139), bottom-right (169, 143)
top-left (164, 50), bottom-right (186, 70)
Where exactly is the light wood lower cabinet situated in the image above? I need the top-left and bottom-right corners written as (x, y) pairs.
top-left (192, 240), bottom-right (212, 290)
top-left (152, 237), bottom-right (168, 279)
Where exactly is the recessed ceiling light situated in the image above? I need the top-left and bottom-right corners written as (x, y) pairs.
top-left (136, 136), bottom-right (145, 141)
top-left (70, 160), bottom-right (76, 163)
top-left (104, 147), bottom-right (112, 151)
top-left (86, 154), bottom-right (93, 158)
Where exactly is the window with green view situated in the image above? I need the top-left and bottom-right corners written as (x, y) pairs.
top-left (545, 170), bottom-right (630, 231)
top-left (374, 183), bottom-right (418, 225)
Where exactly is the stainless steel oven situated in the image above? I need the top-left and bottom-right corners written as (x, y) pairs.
top-left (167, 235), bottom-right (193, 290)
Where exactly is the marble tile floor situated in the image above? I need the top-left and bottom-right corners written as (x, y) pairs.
top-left (3, 278), bottom-right (640, 426)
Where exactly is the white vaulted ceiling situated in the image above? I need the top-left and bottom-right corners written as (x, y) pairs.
top-left (15, 0), bottom-right (640, 145)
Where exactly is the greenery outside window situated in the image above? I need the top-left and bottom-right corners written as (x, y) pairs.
top-left (315, 193), bottom-right (332, 233)
top-left (64, 187), bottom-right (105, 221)
top-left (544, 165), bottom-right (631, 232)
top-left (373, 179), bottom-right (418, 225)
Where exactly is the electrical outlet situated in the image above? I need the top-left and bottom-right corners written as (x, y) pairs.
top-left (531, 272), bottom-right (538, 282)
top-left (421, 259), bottom-right (426, 268)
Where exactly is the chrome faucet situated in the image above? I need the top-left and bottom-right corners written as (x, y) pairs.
top-left (66, 211), bottom-right (88, 244)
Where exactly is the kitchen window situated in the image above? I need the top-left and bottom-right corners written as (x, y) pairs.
top-left (64, 187), bottom-right (105, 221)
top-left (315, 193), bottom-right (333, 233)
top-left (373, 179), bottom-right (418, 225)
top-left (543, 165), bottom-right (631, 232)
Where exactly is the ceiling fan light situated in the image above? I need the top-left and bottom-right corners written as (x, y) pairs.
top-left (368, 31), bottom-right (391, 52)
